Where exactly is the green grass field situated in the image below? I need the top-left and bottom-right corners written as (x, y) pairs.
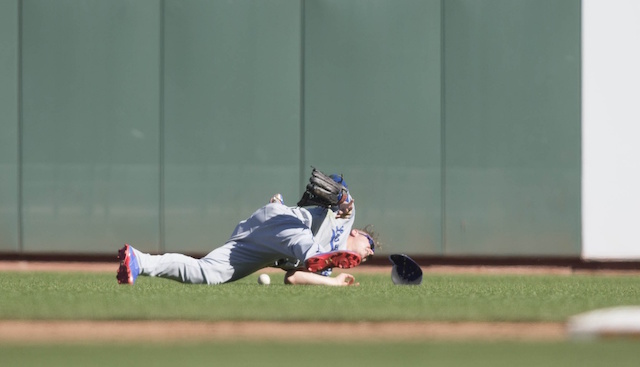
top-left (1, 270), bottom-right (639, 366)
top-left (1, 271), bottom-right (639, 321)
top-left (1, 340), bottom-right (639, 367)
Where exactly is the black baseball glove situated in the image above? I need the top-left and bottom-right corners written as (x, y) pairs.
top-left (297, 167), bottom-right (349, 208)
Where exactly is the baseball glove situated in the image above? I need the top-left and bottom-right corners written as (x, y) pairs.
top-left (389, 254), bottom-right (423, 285)
top-left (297, 167), bottom-right (349, 208)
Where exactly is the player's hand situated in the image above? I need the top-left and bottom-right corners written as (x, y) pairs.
top-left (336, 199), bottom-right (354, 219)
top-left (269, 193), bottom-right (284, 204)
top-left (334, 273), bottom-right (359, 286)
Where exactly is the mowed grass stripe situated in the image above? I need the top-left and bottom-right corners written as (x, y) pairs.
top-left (0, 341), bottom-right (639, 367)
top-left (0, 271), bottom-right (638, 322)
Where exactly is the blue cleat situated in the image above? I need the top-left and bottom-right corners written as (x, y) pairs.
top-left (116, 244), bottom-right (140, 285)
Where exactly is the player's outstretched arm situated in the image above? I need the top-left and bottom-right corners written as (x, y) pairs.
top-left (284, 270), bottom-right (358, 286)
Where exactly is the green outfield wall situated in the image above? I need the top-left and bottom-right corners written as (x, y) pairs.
top-left (0, 0), bottom-right (581, 257)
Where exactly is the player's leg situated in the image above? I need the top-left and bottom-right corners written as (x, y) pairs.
top-left (118, 242), bottom-right (271, 285)
top-left (135, 251), bottom-right (211, 284)
top-left (200, 242), bottom-right (269, 283)
top-left (119, 245), bottom-right (234, 285)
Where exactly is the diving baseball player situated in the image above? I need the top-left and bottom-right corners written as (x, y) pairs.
top-left (116, 168), bottom-right (376, 286)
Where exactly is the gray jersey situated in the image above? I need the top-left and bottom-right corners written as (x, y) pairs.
top-left (225, 203), bottom-right (355, 270)
top-left (133, 202), bottom-right (355, 285)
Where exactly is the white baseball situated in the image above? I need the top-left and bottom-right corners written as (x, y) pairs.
top-left (258, 273), bottom-right (271, 285)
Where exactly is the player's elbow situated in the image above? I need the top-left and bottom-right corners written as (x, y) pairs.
top-left (284, 270), bottom-right (301, 285)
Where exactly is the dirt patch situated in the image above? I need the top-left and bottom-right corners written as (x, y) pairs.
top-left (0, 320), bottom-right (566, 343)
top-left (0, 261), bottom-right (116, 273)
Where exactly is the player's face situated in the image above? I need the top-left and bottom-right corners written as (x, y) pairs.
top-left (348, 230), bottom-right (375, 261)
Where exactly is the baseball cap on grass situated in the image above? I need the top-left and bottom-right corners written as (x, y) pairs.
top-left (389, 254), bottom-right (423, 285)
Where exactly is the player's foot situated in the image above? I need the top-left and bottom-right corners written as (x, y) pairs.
top-left (305, 250), bottom-right (361, 273)
top-left (116, 244), bottom-right (140, 285)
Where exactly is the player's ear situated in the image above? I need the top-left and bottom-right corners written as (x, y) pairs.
top-left (350, 229), bottom-right (359, 237)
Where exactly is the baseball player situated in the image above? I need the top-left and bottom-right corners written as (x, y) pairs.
top-left (116, 168), bottom-right (376, 286)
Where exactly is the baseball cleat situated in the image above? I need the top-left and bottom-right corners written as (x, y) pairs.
top-left (116, 244), bottom-right (140, 285)
top-left (305, 250), bottom-right (361, 273)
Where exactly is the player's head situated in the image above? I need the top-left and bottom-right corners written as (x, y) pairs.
top-left (346, 226), bottom-right (378, 262)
